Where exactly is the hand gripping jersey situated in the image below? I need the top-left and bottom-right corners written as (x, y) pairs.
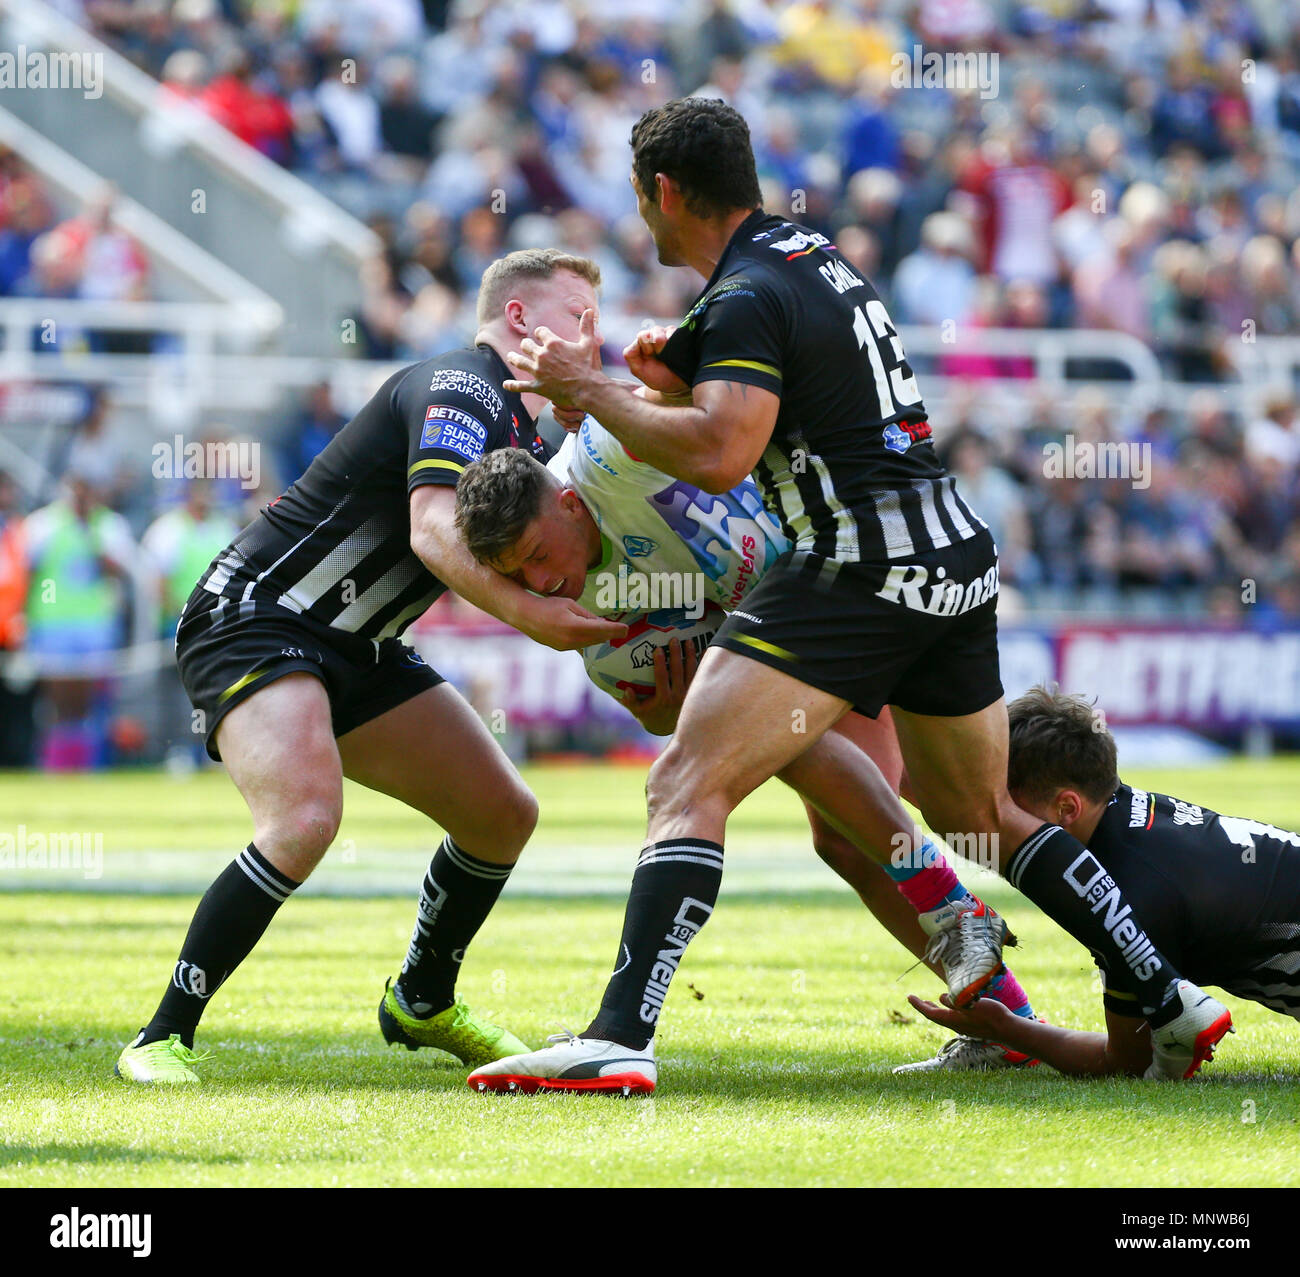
top-left (192, 345), bottom-right (550, 641)
top-left (658, 211), bottom-right (986, 564)
top-left (1085, 784), bottom-right (1300, 1020)
top-left (548, 417), bottom-right (789, 617)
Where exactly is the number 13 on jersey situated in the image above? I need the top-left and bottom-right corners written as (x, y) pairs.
top-left (853, 300), bottom-right (922, 416)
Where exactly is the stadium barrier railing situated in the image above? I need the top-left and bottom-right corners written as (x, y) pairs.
top-left (0, 0), bottom-right (380, 357)
top-left (0, 103), bottom-right (283, 323)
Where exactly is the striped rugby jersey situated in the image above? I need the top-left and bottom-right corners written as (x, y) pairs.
top-left (658, 210), bottom-right (986, 563)
top-left (192, 345), bottom-right (550, 641)
top-left (1081, 784), bottom-right (1300, 1021)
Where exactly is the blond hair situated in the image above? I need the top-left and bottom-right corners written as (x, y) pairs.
top-left (476, 248), bottom-right (601, 325)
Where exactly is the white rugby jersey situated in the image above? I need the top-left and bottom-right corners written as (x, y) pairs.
top-left (548, 417), bottom-right (790, 618)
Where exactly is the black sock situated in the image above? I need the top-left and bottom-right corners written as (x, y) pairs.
top-left (1006, 824), bottom-right (1178, 1016)
top-left (584, 839), bottom-right (724, 1050)
top-left (394, 836), bottom-right (514, 1016)
top-left (137, 844), bottom-right (299, 1049)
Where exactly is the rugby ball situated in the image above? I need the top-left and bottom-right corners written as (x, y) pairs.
top-left (583, 604), bottom-right (726, 699)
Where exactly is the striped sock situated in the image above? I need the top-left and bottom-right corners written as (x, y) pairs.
top-left (889, 839), bottom-right (1037, 1016)
top-left (884, 837), bottom-right (974, 914)
top-left (584, 838), bottom-right (724, 1050)
top-left (882, 835), bottom-right (942, 882)
top-left (137, 843), bottom-right (299, 1049)
top-left (395, 836), bottom-right (514, 1016)
top-left (985, 969), bottom-right (1035, 1018)
top-left (900, 864), bottom-right (968, 914)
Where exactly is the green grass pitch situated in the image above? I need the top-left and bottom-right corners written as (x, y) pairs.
top-left (2, 760), bottom-right (1299, 1187)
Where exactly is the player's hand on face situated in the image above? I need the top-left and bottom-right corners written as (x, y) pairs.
top-left (504, 309), bottom-right (600, 407)
top-left (618, 638), bottom-right (698, 735)
top-left (907, 994), bottom-right (1013, 1041)
top-left (516, 592), bottom-right (627, 652)
top-left (623, 325), bottom-right (690, 396)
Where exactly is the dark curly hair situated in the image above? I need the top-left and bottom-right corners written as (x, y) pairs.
top-left (630, 97), bottom-right (762, 218)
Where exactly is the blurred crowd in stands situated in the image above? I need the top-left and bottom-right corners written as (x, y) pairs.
top-left (61, 0), bottom-right (1300, 366)
top-left (0, 155), bottom-right (152, 350)
top-left (0, 382), bottom-right (272, 768)
top-left (2, 0), bottom-right (1300, 765)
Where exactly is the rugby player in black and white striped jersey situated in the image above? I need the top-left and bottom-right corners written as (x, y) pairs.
top-left (115, 251), bottom-right (625, 1084)
top-left (469, 99), bottom-right (1231, 1096)
top-left (908, 686), bottom-right (1298, 1078)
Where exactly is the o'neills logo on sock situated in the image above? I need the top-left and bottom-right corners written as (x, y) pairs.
top-left (639, 897), bottom-right (714, 1025)
top-left (172, 959), bottom-right (211, 998)
top-left (1064, 851), bottom-right (1162, 982)
top-left (401, 878), bottom-right (449, 975)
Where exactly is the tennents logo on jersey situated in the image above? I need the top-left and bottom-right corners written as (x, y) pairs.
top-left (1063, 850), bottom-right (1163, 982)
top-left (876, 560), bottom-right (998, 616)
top-left (420, 405), bottom-right (488, 462)
top-left (623, 534), bottom-right (657, 557)
top-left (428, 369), bottom-right (503, 419)
top-left (1171, 799), bottom-right (1204, 826)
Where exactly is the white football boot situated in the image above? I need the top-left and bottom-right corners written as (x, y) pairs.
top-left (893, 1034), bottom-right (1039, 1074)
top-left (468, 1029), bottom-right (656, 1096)
top-left (918, 898), bottom-right (1010, 1009)
top-left (1144, 981), bottom-right (1233, 1080)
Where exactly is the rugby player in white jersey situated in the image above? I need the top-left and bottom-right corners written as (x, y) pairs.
top-left (473, 99), bottom-right (1230, 1094)
top-left (454, 414), bottom-right (1045, 1074)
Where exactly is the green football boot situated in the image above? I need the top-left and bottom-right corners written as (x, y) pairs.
top-left (378, 980), bottom-right (529, 1067)
top-left (115, 1034), bottom-right (211, 1084)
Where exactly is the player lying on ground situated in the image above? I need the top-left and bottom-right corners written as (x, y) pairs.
top-left (115, 250), bottom-right (624, 1084)
top-left (906, 686), bottom-right (1296, 1078)
top-left (472, 97), bottom-right (1230, 1095)
top-left (454, 424), bottom-right (1042, 1066)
